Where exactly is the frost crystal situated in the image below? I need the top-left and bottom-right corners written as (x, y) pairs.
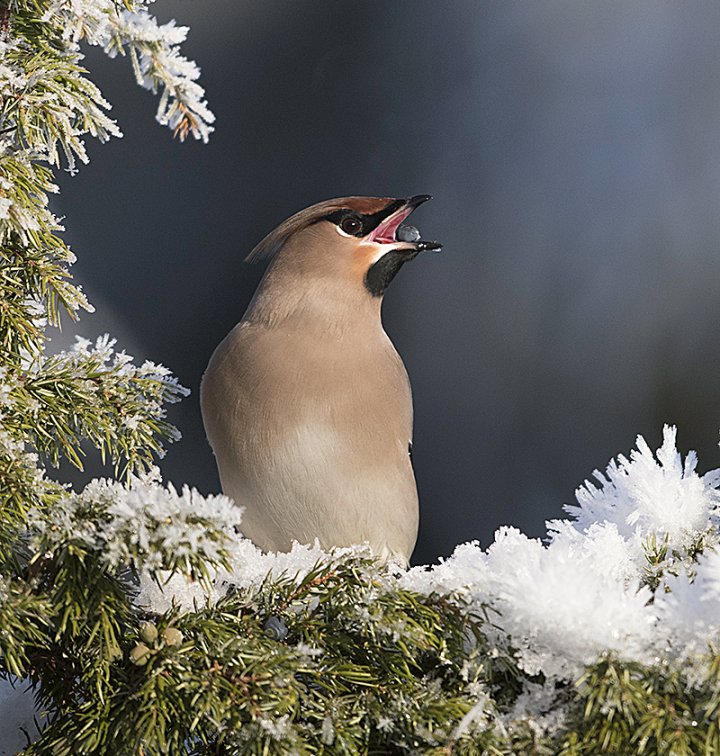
top-left (451, 691), bottom-right (491, 741)
top-left (258, 714), bottom-right (292, 740)
top-left (566, 425), bottom-right (720, 557)
top-left (109, 9), bottom-right (215, 142)
top-left (136, 539), bottom-right (374, 613)
top-left (483, 527), bottom-right (656, 677)
top-left (4, 0), bottom-right (214, 158)
top-left (30, 471), bottom-right (241, 577)
top-left (655, 549), bottom-right (720, 659)
top-left (405, 427), bottom-right (720, 681)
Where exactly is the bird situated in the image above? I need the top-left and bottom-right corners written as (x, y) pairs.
top-left (200, 195), bottom-right (441, 565)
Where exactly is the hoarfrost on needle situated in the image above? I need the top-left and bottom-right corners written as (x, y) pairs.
top-left (566, 425), bottom-right (720, 557)
top-left (655, 549), bottom-right (720, 659)
top-left (30, 472), bottom-right (241, 577)
top-left (403, 427), bottom-right (720, 680)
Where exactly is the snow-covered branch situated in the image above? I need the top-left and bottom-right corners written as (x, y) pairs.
top-left (41, 0), bottom-right (215, 143)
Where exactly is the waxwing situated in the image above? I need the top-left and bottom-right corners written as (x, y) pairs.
top-left (200, 195), bottom-right (441, 565)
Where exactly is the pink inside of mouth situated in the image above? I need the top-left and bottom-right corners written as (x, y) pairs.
top-left (368, 207), bottom-right (414, 244)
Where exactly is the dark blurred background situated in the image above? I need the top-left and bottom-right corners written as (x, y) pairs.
top-left (53, 0), bottom-right (720, 565)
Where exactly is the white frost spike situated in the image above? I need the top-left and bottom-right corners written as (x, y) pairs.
top-left (484, 527), bottom-right (656, 678)
top-left (406, 528), bottom-right (657, 681)
top-left (655, 549), bottom-right (720, 661)
top-left (566, 425), bottom-right (720, 557)
top-left (403, 426), bottom-right (720, 682)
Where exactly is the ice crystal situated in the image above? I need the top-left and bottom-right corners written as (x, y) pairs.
top-left (655, 549), bottom-right (720, 659)
top-left (29, 471), bottom-right (241, 577)
top-left (404, 427), bottom-right (720, 681)
top-left (566, 425), bottom-right (720, 557)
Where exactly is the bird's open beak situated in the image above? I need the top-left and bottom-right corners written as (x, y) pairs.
top-left (367, 195), bottom-right (443, 252)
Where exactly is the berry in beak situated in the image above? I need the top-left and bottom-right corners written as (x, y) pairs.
top-left (368, 195), bottom-right (442, 252)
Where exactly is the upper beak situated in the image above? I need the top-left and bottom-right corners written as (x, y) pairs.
top-left (367, 195), bottom-right (443, 252)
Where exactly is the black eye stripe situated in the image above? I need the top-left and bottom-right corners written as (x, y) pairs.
top-left (324, 209), bottom-right (363, 232)
top-left (322, 200), bottom-right (407, 237)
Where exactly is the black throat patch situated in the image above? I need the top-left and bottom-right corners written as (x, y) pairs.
top-left (364, 249), bottom-right (419, 297)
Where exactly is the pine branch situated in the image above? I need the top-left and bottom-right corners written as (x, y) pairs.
top-left (15, 554), bottom-right (521, 755)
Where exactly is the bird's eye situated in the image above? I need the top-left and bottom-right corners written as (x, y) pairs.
top-left (340, 217), bottom-right (363, 236)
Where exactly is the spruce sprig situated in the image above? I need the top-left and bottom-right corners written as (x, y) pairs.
top-left (19, 554), bottom-right (518, 755)
top-left (560, 653), bottom-right (720, 755)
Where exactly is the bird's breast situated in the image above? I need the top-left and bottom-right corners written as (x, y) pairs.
top-left (203, 321), bottom-right (413, 464)
top-left (200, 320), bottom-right (418, 560)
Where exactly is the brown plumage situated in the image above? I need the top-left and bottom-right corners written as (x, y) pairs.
top-left (200, 195), bottom-right (441, 565)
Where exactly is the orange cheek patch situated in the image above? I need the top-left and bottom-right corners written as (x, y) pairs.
top-left (351, 244), bottom-right (382, 280)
